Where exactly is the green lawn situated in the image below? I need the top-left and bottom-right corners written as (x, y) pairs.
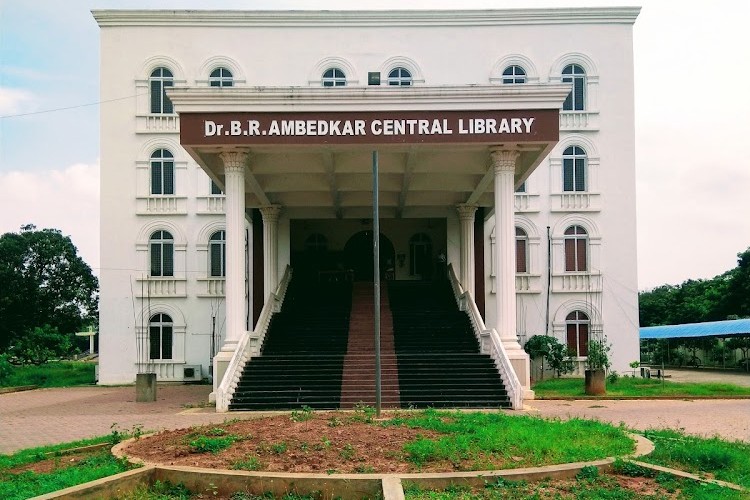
top-left (533, 376), bottom-right (750, 398)
top-left (0, 361), bottom-right (95, 388)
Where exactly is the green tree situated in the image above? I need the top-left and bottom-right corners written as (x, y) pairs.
top-left (0, 225), bottom-right (98, 352)
top-left (524, 335), bottom-right (575, 378)
top-left (11, 325), bottom-right (72, 365)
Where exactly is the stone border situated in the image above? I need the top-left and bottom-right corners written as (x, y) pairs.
top-left (0, 385), bottom-right (37, 394)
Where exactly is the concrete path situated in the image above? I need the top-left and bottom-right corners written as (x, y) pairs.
top-left (2, 383), bottom-right (749, 454)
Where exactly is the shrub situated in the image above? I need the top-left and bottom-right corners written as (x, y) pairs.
top-left (0, 354), bottom-right (13, 383)
top-left (11, 325), bottom-right (73, 365)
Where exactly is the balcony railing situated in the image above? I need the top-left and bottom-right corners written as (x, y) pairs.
top-left (196, 195), bottom-right (226, 215)
top-left (559, 111), bottom-right (599, 131)
top-left (515, 274), bottom-right (542, 294)
top-left (136, 114), bottom-right (179, 134)
top-left (135, 277), bottom-right (187, 297)
top-left (550, 192), bottom-right (601, 212)
top-left (514, 193), bottom-right (540, 213)
top-left (551, 273), bottom-right (602, 293)
top-left (136, 196), bottom-right (188, 215)
top-left (197, 277), bottom-right (226, 297)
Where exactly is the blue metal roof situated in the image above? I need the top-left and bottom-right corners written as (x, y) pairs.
top-left (640, 318), bottom-right (750, 340)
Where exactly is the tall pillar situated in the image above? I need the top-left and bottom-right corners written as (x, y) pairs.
top-left (456, 204), bottom-right (478, 297)
top-left (491, 147), bottom-right (533, 397)
top-left (260, 205), bottom-right (282, 299)
top-left (213, 150), bottom-right (248, 396)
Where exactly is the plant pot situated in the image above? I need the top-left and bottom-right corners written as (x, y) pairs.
top-left (585, 369), bottom-right (606, 396)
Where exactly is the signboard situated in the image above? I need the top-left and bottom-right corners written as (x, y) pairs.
top-left (180, 109), bottom-right (558, 146)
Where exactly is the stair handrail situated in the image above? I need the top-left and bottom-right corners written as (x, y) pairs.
top-left (215, 265), bottom-right (292, 412)
top-left (447, 264), bottom-right (523, 409)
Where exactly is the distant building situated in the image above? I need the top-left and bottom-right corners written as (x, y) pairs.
top-left (94, 7), bottom-right (640, 407)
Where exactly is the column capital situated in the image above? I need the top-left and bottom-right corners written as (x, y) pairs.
top-left (259, 204), bottom-right (282, 223)
top-left (489, 148), bottom-right (521, 173)
top-left (456, 203), bottom-right (478, 221)
top-left (219, 150), bottom-right (250, 172)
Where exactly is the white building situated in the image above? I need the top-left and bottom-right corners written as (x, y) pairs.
top-left (94, 7), bottom-right (640, 409)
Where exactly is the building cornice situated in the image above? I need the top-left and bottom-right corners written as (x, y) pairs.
top-left (165, 85), bottom-right (572, 113)
top-left (92, 7), bottom-right (640, 28)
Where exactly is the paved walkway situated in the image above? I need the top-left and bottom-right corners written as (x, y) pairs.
top-left (2, 382), bottom-right (749, 454)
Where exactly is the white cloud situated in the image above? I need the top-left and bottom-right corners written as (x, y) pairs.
top-left (0, 162), bottom-right (100, 273)
top-left (0, 87), bottom-right (36, 116)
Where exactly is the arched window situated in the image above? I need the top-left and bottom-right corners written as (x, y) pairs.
top-left (562, 64), bottom-right (586, 111)
top-left (409, 233), bottom-right (432, 276)
top-left (209, 67), bottom-right (233, 87)
top-left (566, 311), bottom-right (589, 356)
top-left (322, 68), bottom-right (346, 87)
top-left (150, 149), bottom-right (174, 195)
top-left (564, 225), bottom-right (588, 272)
top-left (388, 67), bottom-right (412, 86)
top-left (149, 313), bottom-right (173, 360)
top-left (209, 230), bottom-right (226, 277)
top-left (562, 146), bottom-right (586, 192)
top-left (305, 233), bottom-right (328, 252)
top-left (149, 67), bottom-right (174, 114)
top-left (502, 65), bottom-right (526, 84)
top-left (515, 227), bottom-right (528, 273)
top-left (150, 230), bottom-right (174, 277)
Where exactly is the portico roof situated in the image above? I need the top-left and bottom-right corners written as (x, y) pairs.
top-left (168, 84), bottom-right (570, 219)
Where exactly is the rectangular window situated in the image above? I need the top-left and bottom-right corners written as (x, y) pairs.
top-left (516, 239), bottom-right (527, 273)
top-left (210, 180), bottom-right (223, 195)
top-left (574, 158), bottom-right (585, 191)
top-left (149, 326), bottom-right (161, 359)
top-left (210, 244), bottom-right (224, 277)
top-left (151, 162), bottom-right (162, 194)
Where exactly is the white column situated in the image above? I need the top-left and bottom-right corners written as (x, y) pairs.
top-left (260, 205), bottom-right (282, 299)
top-left (456, 204), bottom-right (478, 297)
top-left (491, 147), bottom-right (532, 395)
top-left (219, 151), bottom-right (248, 348)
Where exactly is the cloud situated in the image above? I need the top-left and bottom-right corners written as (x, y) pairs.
top-left (0, 87), bottom-right (36, 116)
top-left (0, 162), bottom-right (100, 273)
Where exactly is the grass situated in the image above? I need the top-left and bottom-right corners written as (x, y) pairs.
top-left (639, 428), bottom-right (750, 489)
top-left (533, 376), bottom-right (750, 398)
top-left (0, 361), bottom-right (95, 388)
top-left (0, 436), bottom-right (132, 500)
top-left (385, 409), bottom-right (634, 470)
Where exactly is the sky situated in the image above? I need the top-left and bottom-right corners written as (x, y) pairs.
top-left (0, 0), bottom-right (748, 290)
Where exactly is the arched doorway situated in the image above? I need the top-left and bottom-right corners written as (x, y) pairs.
top-left (343, 230), bottom-right (395, 281)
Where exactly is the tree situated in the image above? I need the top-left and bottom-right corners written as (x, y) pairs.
top-left (524, 335), bottom-right (575, 379)
top-left (11, 325), bottom-right (72, 365)
top-left (0, 225), bottom-right (98, 352)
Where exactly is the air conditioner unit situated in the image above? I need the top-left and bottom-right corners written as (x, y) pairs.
top-left (182, 365), bottom-right (202, 382)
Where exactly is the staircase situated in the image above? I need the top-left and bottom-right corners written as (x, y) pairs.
top-left (389, 281), bottom-right (511, 408)
top-left (339, 283), bottom-right (400, 408)
top-left (229, 280), bottom-right (352, 410)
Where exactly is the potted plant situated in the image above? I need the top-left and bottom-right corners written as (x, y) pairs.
top-left (585, 335), bottom-right (611, 395)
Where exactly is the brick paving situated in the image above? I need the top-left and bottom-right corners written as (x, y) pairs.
top-left (2, 372), bottom-right (750, 454)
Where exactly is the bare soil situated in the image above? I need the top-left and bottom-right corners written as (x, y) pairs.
top-left (123, 412), bottom-right (447, 473)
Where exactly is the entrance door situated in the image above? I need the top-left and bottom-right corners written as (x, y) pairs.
top-left (343, 231), bottom-right (395, 281)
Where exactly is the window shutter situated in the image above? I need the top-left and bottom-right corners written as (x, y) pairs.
top-left (150, 243), bottom-right (162, 276)
top-left (162, 326), bottom-right (173, 360)
top-left (163, 243), bottom-right (174, 276)
top-left (565, 238), bottom-right (576, 271)
top-left (163, 80), bottom-right (174, 114)
top-left (150, 81), bottom-right (161, 114)
top-left (563, 158), bottom-right (573, 191)
top-left (516, 238), bottom-right (527, 273)
top-left (151, 162), bottom-right (162, 195)
top-left (577, 238), bottom-right (587, 271)
top-left (574, 78), bottom-right (585, 111)
top-left (566, 324), bottom-right (577, 354)
top-left (210, 243), bottom-right (222, 277)
top-left (575, 158), bottom-right (586, 191)
top-left (149, 326), bottom-right (160, 359)
top-left (164, 162), bottom-right (174, 195)
top-left (579, 324), bottom-right (589, 356)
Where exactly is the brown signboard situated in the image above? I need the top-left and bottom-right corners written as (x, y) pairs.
top-left (180, 109), bottom-right (558, 147)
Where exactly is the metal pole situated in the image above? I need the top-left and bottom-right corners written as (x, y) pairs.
top-left (372, 150), bottom-right (382, 416)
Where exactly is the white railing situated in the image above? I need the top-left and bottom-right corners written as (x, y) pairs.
top-left (135, 277), bottom-right (187, 297)
top-left (550, 192), bottom-right (601, 212)
top-left (559, 111), bottom-right (599, 131)
top-left (136, 114), bottom-right (180, 134)
top-left (196, 195), bottom-right (226, 215)
top-left (447, 264), bottom-right (523, 409)
top-left (196, 277), bottom-right (226, 297)
top-left (552, 272), bottom-right (602, 293)
top-left (215, 266), bottom-right (292, 412)
top-left (513, 193), bottom-right (540, 212)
